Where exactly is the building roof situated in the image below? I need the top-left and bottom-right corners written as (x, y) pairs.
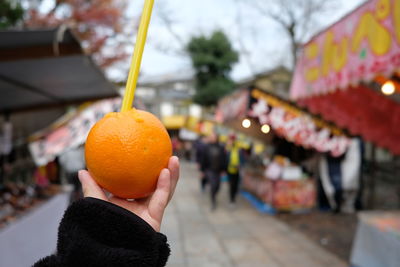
top-left (137, 69), bottom-right (194, 86)
top-left (236, 66), bottom-right (291, 88)
top-left (0, 27), bottom-right (117, 113)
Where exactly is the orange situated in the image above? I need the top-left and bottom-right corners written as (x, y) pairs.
top-left (85, 108), bottom-right (172, 199)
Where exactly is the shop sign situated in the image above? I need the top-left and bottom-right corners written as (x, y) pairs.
top-left (162, 115), bottom-right (186, 129)
top-left (291, 0), bottom-right (400, 99)
top-left (29, 98), bottom-right (121, 166)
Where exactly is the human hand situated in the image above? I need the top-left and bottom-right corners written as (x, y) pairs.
top-left (78, 156), bottom-right (180, 232)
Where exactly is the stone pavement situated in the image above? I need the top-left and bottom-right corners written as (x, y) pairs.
top-left (161, 161), bottom-right (347, 267)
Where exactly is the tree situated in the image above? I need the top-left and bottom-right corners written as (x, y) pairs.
top-left (242, 0), bottom-right (336, 68)
top-left (23, 0), bottom-right (132, 71)
top-left (186, 30), bottom-right (238, 107)
top-left (0, 0), bottom-right (24, 29)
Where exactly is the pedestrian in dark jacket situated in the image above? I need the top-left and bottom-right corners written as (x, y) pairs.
top-left (200, 133), bottom-right (226, 210)
top-left (194, 136), bottom-right (208, 192)
top-left (33, 156), bottom-right (180, 267)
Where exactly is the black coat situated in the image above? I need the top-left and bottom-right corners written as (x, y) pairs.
top-left (199, 143), bottom-right (226, 173)
top-left (33, 197), bottom-right (170, 267)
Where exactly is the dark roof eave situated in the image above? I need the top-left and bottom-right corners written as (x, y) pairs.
top-left (0, 27), bottom-right (83, 62)
top-left (0, 93), bottom-right (119, 114)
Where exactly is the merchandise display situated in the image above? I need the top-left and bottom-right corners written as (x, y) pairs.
top-left (242, 155), bottom-right (316, 212)
top-left (0, 182), bottom-right (61, 230)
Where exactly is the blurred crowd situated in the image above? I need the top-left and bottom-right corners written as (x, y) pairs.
top-left (173, 133), bottom-right (251, 211)
top-left (171, 132), bottom-right (364, 214)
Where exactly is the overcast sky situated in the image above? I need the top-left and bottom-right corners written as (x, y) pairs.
top-left (107, 0), bottom-right (366, 83)
top-left (38, 0), bottom-right (366, 81)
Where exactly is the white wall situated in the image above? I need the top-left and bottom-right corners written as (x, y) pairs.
top-left (161, 102), bottom-right (174, 117)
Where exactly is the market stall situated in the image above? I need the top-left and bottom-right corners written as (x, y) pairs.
top-left (241, 155), bottom-right (316, 213)
top-left (0, 27), bottom-right (118, 265)
top-left (216, 87), bottom-right (350, 212)
top-left (289, 0), bottom-right (400, 264)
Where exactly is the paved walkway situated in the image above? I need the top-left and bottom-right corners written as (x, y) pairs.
top-left (162, 161), bottom-right (347, 267)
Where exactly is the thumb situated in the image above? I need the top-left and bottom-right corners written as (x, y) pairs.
top-left (148, 168), bottom-right (171, 224)
top-left (78, 170), bottom-right (107, 200)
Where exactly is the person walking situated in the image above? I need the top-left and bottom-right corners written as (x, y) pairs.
top-left (200, 133), bottom-right (226, 210)
top-left (194, 135), bottom-right (208, 192)
top-left (226, 135), bottom-right (244, 207)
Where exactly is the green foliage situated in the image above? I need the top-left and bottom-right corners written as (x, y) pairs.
top-left (0, 0), bottom-right (24, 29)
top-left (193, 77), bottom-right (236, 107)
top-left (187, 30), bottom-right (238, 106)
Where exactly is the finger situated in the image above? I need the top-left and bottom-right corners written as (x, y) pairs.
top-left (78, 170), bottom-right (107, 200)
top-left (148, 168), bottom-right (171, 222)
top-left (168, 156), bottom-right (180, 202)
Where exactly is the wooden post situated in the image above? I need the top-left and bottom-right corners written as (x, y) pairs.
top-left (367, 145), bottom-right (376, 209)
top-left (395, 155), bottom-right (400, 209)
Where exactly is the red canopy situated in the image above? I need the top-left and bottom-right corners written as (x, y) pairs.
top-left (299, 85), bottom-right (400, 155)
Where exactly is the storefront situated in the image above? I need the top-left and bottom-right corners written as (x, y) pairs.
top-left (216, 87), bottom-right (350, 212)
top-left (0, 28), bottom-right (117, 266)
top-left (289, 0), bottom-right (400, 265)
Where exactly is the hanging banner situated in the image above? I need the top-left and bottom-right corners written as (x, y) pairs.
top-left (29, 98), bottom-right (121, 166)
top-left (215, 89), bottom-right (249, 123)
top-left (250, 89), bottom-right (350, 156)
top-left (291, 0), bottom-right (400, 99)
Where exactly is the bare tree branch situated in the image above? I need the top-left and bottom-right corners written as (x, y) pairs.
top-left (152, 1), bottom-right (186, 56)
top-left (157, 12), bottom-right (185, 49)
top-left (233, 0), bottom-right (258, 78)
top-left (240, 0), bottom-right (337, 68)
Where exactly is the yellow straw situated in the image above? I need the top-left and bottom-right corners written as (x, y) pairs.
top-left (121, 0), bottom-right (155, 112)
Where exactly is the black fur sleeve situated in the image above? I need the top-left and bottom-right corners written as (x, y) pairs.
top-left (33, 197), bottom-right (170, 267)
